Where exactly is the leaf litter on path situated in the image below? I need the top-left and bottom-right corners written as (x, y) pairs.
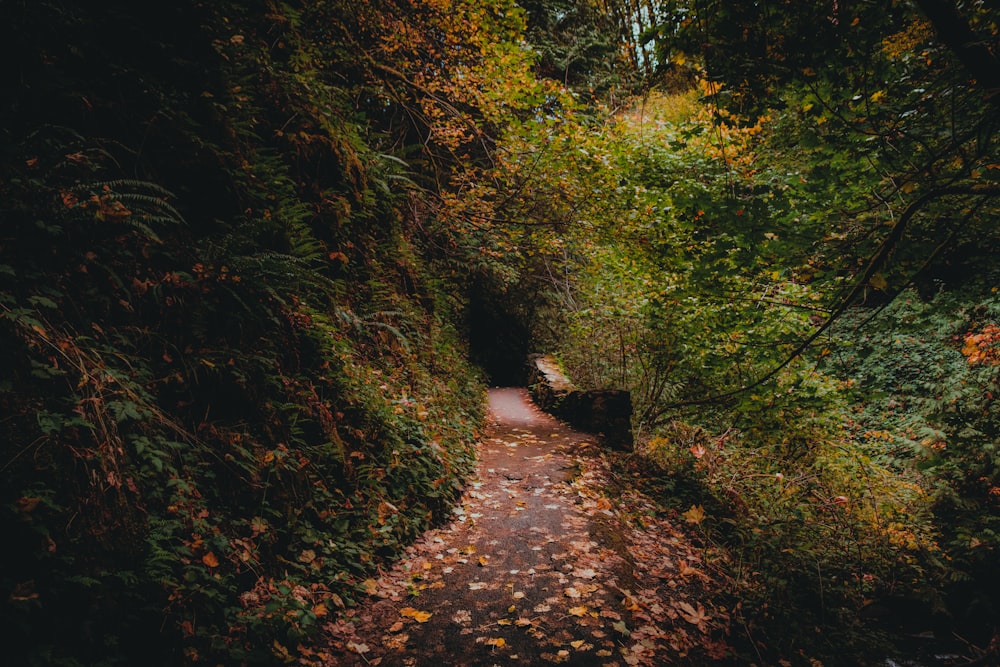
top-left (313, 388), bottom-right (732, 665)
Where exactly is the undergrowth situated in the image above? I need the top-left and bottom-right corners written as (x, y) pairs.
top-left (0, 2), bottom-right (495, 664)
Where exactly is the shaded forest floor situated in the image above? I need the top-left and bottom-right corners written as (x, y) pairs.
top-left (314, 388), bottom-right (733, 666)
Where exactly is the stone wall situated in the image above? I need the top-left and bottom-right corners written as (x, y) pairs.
top-left (527, 354), bottom-right (633, 450)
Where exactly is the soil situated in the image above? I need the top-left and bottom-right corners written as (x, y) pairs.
top-left (317, 388), bottom-right (731, 666)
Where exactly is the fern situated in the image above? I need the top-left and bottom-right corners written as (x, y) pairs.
top-left (68, 179), bottom-right (186, 244)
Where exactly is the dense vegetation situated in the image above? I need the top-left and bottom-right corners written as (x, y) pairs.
top-left (2, 1), bottom-right (998, 665)
top-left (0, 1), bottom-right (516, 663)
top-left (540, 1), bottom-right (1000, 664)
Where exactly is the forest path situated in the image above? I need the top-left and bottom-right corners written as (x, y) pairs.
top-left (320, 388), bottom-right (731, 666)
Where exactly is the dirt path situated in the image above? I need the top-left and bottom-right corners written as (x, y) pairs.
top-left (319, 388), bottom-right (731, 666)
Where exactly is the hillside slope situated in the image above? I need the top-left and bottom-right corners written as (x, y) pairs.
top-left (0, 2), bottom-right (529, 663)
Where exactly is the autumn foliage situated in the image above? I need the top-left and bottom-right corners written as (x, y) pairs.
top-left (2, 0), bottom-right (1000, 665)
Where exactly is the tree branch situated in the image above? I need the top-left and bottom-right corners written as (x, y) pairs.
top-left (661, 184), bottom-right (1000, 409)
top-left (914, 0), bottom-right (1000, 106)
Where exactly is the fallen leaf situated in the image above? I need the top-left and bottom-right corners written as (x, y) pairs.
top-left (568, 605), bottom-right (588, 617)
top-left (400, 607), bottom-right (432, 623)
top-left (682, 505), bottom-right (706, 525)
top-left (678, 561), bottom-right (709, 580)
top-left (202, 552), bottom-right (219, 568)
top-left (362, 578), bottom-right (379, 595)
top-left (486, 637), bottom-right (506, 648)
top-left (468, 581), bottom-right (487, 590)
top-left (676, 601), bottom-right (710, 627)
top-left (383, 633), bottom-right (409, 650)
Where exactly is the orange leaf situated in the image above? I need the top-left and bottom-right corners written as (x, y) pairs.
top-left (361, 578), bottom-right (379, 595)
top-left (682, 505), bottom-right (706, 524)
top-left (400, 607), bottom-right (432, 623)
top-left (202, 552), bottom-right (219, 568)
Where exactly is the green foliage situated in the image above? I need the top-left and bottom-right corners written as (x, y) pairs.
top-left (520, 0), bottom-right (627, 94)
top-left (636, 394), bottom-right (934, 662)
top-left (522, 85), bottom-right (946, 663)
top-left (828, 286), bottom-right (1000, 641)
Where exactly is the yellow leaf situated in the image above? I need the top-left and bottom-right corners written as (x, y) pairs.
top-left (486, 637), bottom-right (506, 648)
top-left (682, 504), bottom-right (706, 525)
top-left (362, 578), bottom-right (379, 595)
top-left (568, 605), bottom-right (588, 617)
top-left (400, 607), bottom-right (432, 623)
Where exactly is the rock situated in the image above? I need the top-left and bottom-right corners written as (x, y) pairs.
top-left (526, 355), bottom-right (633, 451)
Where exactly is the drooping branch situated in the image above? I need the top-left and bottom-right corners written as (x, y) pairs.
top-left (662, 184), bottom-right (1000, 409)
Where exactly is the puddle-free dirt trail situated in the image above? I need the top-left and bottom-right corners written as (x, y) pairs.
top-left (320, 388), bottom-right (730, 666)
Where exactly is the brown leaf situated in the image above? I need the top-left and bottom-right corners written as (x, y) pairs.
top-left (676, 601), bottom-right (710, 627)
